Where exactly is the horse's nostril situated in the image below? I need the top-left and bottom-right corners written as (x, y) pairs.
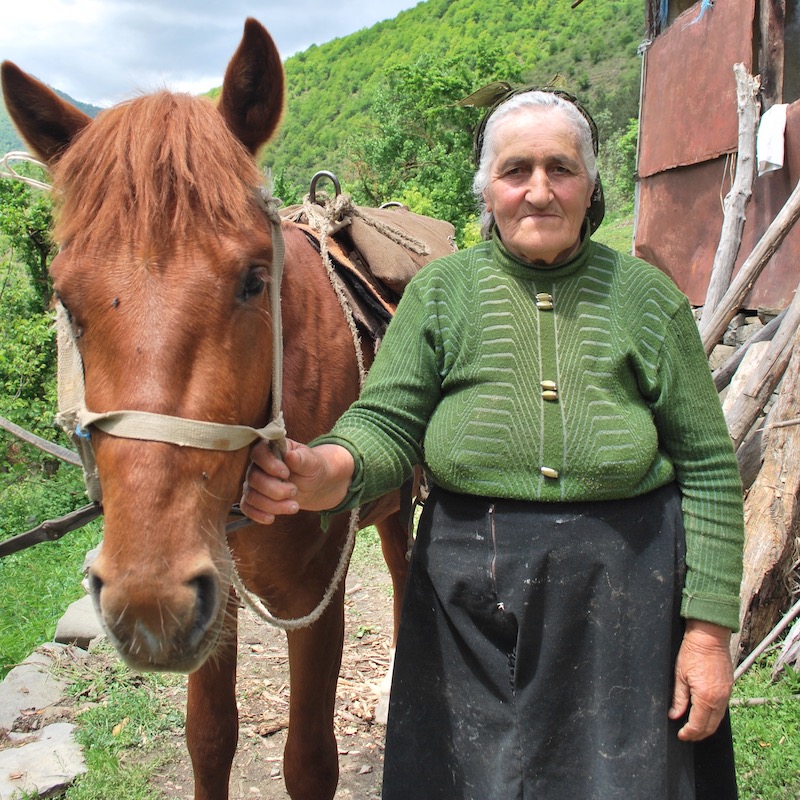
top-left (188, 572), bottom-right (219, 647)
top-left (88, 571), bottom-right (104, 599)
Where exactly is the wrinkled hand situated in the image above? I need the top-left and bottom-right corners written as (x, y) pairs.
top-left (669, 620), bottom-right (733, 741)
top-left (239, 439), bottom-right (355, 524)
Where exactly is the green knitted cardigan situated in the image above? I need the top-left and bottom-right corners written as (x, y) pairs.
top-left (318, 230), bottom-right (744, 631)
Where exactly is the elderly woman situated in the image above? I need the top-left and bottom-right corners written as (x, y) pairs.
top-left (242, 89), bottom-right (744, 799)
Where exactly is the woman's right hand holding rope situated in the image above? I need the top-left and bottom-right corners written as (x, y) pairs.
top-left (241, 439), bottom-right (354, 524)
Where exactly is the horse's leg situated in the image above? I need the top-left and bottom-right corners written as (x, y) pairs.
top-left (282, 589), bottom-right (345, 800)
top-left (376, 512), bottom-right (411, 644)
top-left (374, 513), bottom-right (411, 722)
top-left (186, 592), bottom-right (239, 800)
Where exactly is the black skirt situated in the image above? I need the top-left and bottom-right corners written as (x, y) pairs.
top-left (382, 484), bottom-right (736, 800)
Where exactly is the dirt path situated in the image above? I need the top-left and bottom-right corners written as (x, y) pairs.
top-left (149, 560), bottom-right (395, 800)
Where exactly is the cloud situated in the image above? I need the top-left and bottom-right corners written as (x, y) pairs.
top-left (1, 0), bottom-right (419, 106)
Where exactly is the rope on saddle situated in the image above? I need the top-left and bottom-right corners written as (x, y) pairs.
top-left (285, 192), bottom-right (370, 391)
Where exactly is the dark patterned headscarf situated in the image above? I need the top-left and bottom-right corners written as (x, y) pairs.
top-left (460, 82), bottom-right (605, 232)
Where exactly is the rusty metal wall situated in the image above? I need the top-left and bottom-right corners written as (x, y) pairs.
top-left (638, 0), bottom-right (756, 177)
top-left (635, 0), bottom-right (799, 310)
top-left (636, 100), bottom-right (800, 309)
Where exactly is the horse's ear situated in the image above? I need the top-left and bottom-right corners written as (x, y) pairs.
top-left (218, 18), bottom-right (285, 155)
top-left (1, 61), bottom-right (92, 164)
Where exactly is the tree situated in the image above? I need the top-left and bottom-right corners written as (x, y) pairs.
top-left (344, 39), bottom-right (525, 244)
top-left (0, 173), bottom-right (59, 446)
top-left (0, 171), bottom-right (55, 314)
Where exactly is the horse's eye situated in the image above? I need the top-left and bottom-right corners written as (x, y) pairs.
top-left (240, 268), bottom-right (267, 301)
top-left (55, 291), bottom-right (74, 323)
top-left (54, 291), bottom-right (85, 339)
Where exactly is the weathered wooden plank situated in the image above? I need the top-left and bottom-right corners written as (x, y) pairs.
top-left (732, 329), bottom-right (800, 661)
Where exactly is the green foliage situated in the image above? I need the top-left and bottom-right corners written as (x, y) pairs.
top-left (60, 643), bottom-right (183, 800)
top-left (264, 0), bottom-right (644, 231)
top-left (0, 188), bottom-right (91, 676)
top-left (731, 658), bottom-right (800, 799)
top-left (0, 173), bottom-right (56, 312)
top-left (343, 47), bottom-right (511, 244)
top-left (0, 249), bottom-right (62, 473)
top-left (598, 116), bottom-right (639, 216)
top-left (0, 263), bottom-right (57, 437)
top-left (0, 466), bottom-right (102, 677)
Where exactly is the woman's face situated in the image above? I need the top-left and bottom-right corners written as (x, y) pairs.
top-left (483, 108), bottom-right (594, 265)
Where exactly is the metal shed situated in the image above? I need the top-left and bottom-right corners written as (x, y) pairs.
top-left (634, 0), bottom-right (799, 310)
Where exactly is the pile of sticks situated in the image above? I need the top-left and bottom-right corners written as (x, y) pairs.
top-left (696, 64), bottom-right (800, 670)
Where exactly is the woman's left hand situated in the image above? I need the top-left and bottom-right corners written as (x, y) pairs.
top-left (669, 620), bottom-right (734, 741)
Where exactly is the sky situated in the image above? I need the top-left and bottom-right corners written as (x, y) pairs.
top-left (1, 0), bottom-right (422, 108)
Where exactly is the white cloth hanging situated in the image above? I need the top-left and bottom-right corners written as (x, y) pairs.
top-left (757, 103), bottom-right (788, 176)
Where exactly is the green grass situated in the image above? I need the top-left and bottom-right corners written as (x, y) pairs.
top-left (593, 212), bottom-right (635, 254)
top-left (352, 523), bottom-right (386, 570)
top-left (731, 656), bottom-right (800, 799)
top-left (55, 642), bottom-right (185, 800)
top-left (0, 465), bottom-right (103, 677)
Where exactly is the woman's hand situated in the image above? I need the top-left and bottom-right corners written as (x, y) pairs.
top-left (239, 439), bottom-right (355, 524)
top-left (669, 620), bottom-right (734, 741)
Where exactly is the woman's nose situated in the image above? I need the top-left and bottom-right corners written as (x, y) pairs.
top-left (525, 170), bottom-right (552, 205)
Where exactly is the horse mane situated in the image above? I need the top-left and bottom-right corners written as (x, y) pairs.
top-left (51, 91), bottom-right (265, 250)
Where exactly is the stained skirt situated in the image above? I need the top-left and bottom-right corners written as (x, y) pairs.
top-left (381, 483), bottom-right (735, 800)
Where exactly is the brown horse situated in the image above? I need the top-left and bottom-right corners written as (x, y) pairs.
top-left (2, 19), bottom-right (415, 800)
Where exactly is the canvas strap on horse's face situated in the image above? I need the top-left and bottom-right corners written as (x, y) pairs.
top-left (55, 188), bottom-right (288, 503)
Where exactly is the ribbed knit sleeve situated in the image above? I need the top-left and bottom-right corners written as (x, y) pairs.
top-left (647, 298), bottom-right (744, 630)
top-left (314, 236), bottom-right (744, 629)
top-left (313, 271), bottom-right (445, 508)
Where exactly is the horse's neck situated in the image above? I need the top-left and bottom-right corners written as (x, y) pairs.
top-left (279, 223), bottom-right (367, 440)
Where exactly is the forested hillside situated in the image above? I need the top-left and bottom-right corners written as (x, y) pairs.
top-left (261, 0), bottom-right (644, 224)
top-left (2, 0), bottom-right (643, 239)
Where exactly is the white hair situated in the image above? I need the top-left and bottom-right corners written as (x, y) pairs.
top-left (472, 91), bottom-right (598, 238)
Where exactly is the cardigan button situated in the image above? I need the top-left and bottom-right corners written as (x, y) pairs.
top-left (541, 380), bottom-right (558, 401)
top-left (540, 466), bottom-right (560, 479)
top-left (535, 292), bottom-right (554, 310)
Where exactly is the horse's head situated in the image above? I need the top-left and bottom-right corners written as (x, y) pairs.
top-left (2, 19), bottom-right (285, 671)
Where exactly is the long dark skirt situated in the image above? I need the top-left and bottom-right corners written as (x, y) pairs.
top-left (382, 483), bottom-right (735, 800)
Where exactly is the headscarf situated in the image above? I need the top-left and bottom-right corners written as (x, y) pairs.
top-left (460, 82), bottom-right (606, 232)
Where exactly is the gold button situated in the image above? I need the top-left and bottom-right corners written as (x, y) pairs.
top-left (542, 390), bottom-right (559, 401)
top-left (536, 292), bottom-right (554, 310)
top-left (540, 466), bottom-right (560, 479)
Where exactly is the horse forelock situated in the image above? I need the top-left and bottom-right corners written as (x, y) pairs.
top-left (52, 91), bottom-right (265, 250)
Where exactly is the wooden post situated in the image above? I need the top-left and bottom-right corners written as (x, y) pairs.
top-left (723, 281), bottom-right (800, 450)
top-left (699, 65), bottom-right (760, 327)
top-left (700, 176), bottom-right (800, 354)
top-left (732, 328), bottom-right (800, 661)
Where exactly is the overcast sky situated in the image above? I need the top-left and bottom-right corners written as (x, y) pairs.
top-left (1, 1), bottom-right (421, 107)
